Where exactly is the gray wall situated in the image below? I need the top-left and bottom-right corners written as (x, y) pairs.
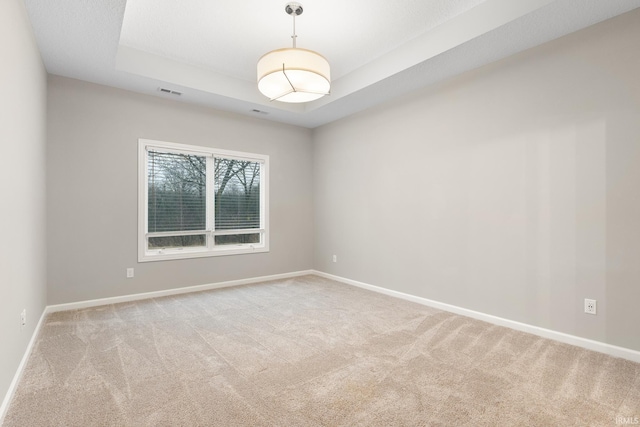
top-left (40, 7), bottom-right (640, 355)
top-left (0, 0), bottom-right (47, 411)
top-left (313, 10), bottom-right (640, 351)
top-left (47, 76), bottom-right (314, 304)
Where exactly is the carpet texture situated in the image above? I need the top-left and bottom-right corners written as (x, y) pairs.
top-left (3, 275), bottom-right (639, 426)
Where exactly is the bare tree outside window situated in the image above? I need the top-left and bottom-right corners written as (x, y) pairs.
top-left (147, 151), bottom-right (206, 248)
top-left (147, 151), bottom-right (261, 249)
top-left (214, 158), bottom-right (261, 245)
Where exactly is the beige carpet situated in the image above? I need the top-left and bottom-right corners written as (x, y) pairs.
top-left (3, 275), bottom-right (639, 426)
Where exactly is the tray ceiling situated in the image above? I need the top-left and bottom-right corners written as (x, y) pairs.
top-left (24, 0), bottom-right (640, 128)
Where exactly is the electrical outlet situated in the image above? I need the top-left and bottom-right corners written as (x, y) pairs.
top-left (584, 299), bottom-right (597, 315)
top-left (20, 309), bottom-right (26, 328)
top-left (126, 268), bottom-right (134, 278)
top-left (332, 255), bottom-right (337, 263)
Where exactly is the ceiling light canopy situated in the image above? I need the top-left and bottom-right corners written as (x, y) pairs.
top-left (257, 3), bottom-right (330, 103)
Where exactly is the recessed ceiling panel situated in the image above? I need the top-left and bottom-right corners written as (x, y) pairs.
top-left (119, 0), bottom-right (487, 81)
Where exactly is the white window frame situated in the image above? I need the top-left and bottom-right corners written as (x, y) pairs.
top-left (138, 139), bottom-right (269, 262)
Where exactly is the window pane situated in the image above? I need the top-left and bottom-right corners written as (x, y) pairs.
top-left (148, 235), bottom-right (206, 249)
top-left (148, 151), bottom-right (206, 233)
top-left (140, 139), bottom-right (270, 261)
top-left (214, 158), bottom-right (261, 230)
top-left (214, 233), bottom-right (261, 246)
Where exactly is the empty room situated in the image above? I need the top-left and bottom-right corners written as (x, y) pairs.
top-left (2, 0), bottom-right (640, 425)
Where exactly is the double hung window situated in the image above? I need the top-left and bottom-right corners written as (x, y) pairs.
top-left (138, 139), bottom-right (268, 261)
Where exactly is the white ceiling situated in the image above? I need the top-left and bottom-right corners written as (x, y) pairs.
top-left (24, 0), bottom-right (640, 128)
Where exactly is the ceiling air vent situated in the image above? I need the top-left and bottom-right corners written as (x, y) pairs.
top-left (158, 87), bottom-right (182, 96)
top-left (251, 109), bottom-right (269, 115)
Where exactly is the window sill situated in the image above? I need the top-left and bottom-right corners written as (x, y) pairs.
top-left (138, 245), bottom-right (269, 262)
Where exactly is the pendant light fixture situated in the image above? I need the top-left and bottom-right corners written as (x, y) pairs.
top-left (257, 3), bottom-right (330, 103)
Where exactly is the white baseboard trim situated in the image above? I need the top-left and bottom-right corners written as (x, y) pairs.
top-left (0, 308), bottom-right (48, 425)
top-left (47, 270), bottom-right (315, 313)
top-left (313, 270), bottom-right (640, 364)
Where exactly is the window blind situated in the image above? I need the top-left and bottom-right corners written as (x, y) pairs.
top-left (214, 158), bottom-right (261, 230)
top-left (147, 150), bottom-right (207, 233)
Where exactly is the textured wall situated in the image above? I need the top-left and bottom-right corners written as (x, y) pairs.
top-left (313, 10), bottom-right (640, 351)
top-left (0, 0), bottom-right (48, 414)
top-left (46, 76), bottom-right (314, 304)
